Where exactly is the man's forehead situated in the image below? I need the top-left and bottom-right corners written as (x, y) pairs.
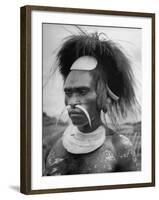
top-left (64, 70), bottom-right (94, 89)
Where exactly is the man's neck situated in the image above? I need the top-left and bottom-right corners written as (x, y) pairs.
top-left (77, 117), bottom-right (103, 133)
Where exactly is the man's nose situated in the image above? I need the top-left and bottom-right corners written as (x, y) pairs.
top-left (68, 94), bottom-right (80, 107)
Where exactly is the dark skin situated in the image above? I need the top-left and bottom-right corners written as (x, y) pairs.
top-left (44, 70), bottom-right (137, 175)
top-left (64, 70), bottom-right (102, 133)
top-left (44, 129), bottom-right (137, 175)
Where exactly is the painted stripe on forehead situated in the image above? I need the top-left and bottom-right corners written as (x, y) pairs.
top-left (70, 56), bottom-right (97, 71)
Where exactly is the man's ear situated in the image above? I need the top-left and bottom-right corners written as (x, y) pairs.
top-left (106, 97), bottom-right (112, 106)
top-left (101, 97), bottom-right (112, 113)
top-left (96, 79), bottom-right (112, 113)
top-left (97, 96), bottom-right (112, 113)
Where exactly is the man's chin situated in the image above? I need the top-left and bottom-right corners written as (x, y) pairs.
top-left (71, 119), bottom-right (89, 128)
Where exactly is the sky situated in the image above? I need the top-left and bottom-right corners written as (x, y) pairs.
top-left (42, 23), bottom-right (142, 123)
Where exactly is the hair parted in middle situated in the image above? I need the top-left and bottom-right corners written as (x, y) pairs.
top-left (56, 31), bottom-right (137, 123)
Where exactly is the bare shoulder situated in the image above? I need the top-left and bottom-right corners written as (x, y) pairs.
top-left (113, 134), bottom-right (133, 153)
top-left (106, 128), bottom-right (137, 172)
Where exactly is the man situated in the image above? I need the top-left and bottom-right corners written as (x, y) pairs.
top-left (43, 32), bottom-right (138, 176)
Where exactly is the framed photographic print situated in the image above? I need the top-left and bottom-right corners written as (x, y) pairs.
top-left (20, 5), bottom-right (155, 194)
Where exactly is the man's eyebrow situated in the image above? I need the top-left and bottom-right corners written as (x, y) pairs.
top-left (64, 88), bottom-right (71, 92)
top-left (64, 86), bottom-right (90, 91)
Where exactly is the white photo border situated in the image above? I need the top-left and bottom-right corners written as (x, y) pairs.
top-left (26, 7), bottom-right (155, 192)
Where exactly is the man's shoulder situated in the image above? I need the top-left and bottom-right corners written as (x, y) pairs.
top-left (105, 127), bottom-right (133, 150)
top-left (43, 132), bottom-right (68, 175)
top-left (47, 134), bottom-right (65, 157)
top-left (104, 127), bottom-right (137, 171)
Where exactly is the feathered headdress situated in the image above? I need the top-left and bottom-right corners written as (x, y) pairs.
top-left (57, 32), bottom-right (137, 123)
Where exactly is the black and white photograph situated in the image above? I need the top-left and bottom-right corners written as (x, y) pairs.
top-left (20, 6), bottom-right (155, 194)
top-left (42, 24), bottom-right (142, 176)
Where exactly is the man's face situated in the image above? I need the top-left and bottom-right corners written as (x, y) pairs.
top-left (64, 70), bottom-right (100, 129)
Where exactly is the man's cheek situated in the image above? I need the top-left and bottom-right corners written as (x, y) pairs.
top-left (85, 96), bottom-right (97, 107)
top-left (81, 104), bottom-right (92, 118)
top-left (82, 93), bottom-right (96, 103)
top-left (87, 99), bottom-right (98, 115)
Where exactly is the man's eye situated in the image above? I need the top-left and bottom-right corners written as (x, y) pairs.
top-left (80, 90), bottom-right (88, 95)
top-left (65, 91), bottom-right (72, 97)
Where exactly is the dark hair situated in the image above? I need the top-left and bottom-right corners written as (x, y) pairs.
top-left (57, 32), bottom-right (137, 123)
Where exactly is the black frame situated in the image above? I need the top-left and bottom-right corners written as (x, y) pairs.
top-left (20, 5), bottom-right (155, 194)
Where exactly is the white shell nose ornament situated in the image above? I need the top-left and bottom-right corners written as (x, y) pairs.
top-left (66, 105), bottom-right (92, 127)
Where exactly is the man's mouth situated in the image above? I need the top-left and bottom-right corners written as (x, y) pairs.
top-left (69, 109), bottom-right (82, 114)
top-left (66, 105), bottom-right (92, 127)
top-left (69, 110), bottom-right (84, 117)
